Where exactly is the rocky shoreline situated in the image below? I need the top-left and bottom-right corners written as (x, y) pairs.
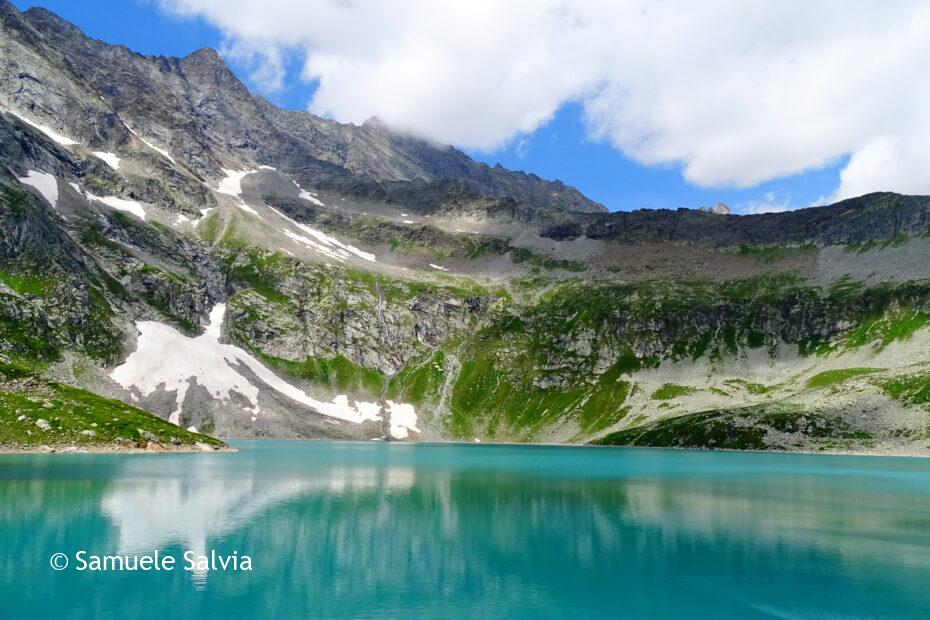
top-left (0, 440), bottom-right (233, 454)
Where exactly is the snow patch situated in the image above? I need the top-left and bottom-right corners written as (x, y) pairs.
top-left (174, 213), bottom-right (190, 226)
top-left (403, 220), bottom-right (414, 224)
top-left (258, 164), bottom-right (276, 170)
top-left (17, 170), bottom-right (58, 208)
top-left (428, 263), bottom-right (448, 271)
top-left (214, 168), bottom-right (256, 197)
top-left (283, 229), bottom-right (347, 261)
top-left (84, 190), bottom-right (146, 220)
top-left (139, 136), bottom-right (175, 164)
top-left (235, 201), bottom-right (260, 216)
top-left (386, 401), bottom-right (420, 439)
top-left (92, 151), bottom-right (121, 170)
top-left (4, 108), bottom-right (78, 145)
top-left (299, 189), bottom-right (324, 206)
top-left (269, 204), bottom-right (376, 262)
top-left (111, 304), bottom-right (386, 425)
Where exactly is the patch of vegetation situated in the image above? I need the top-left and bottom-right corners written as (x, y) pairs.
top-left (223, 248), bottom-right (291, 304)
top-left (805, 367), bottom-right (883, 389)
top-left (387, 351), bottom-right (447, 407)
top-left (844, 235), bottom-right (910, 253)
top-left (254, 349), bottom-right (385, 398)
top-left (651, 383), bottom-right (698, 400)
top-left (510, 248), bottom-right (586, 272)
top-left (0, 271), bottom-right (56, 296)
top-left (840, 310), bottom-right (930, 350)
top-left (593, 403), bottom-right (868, 450)
top-left (446, 326), bottom-right (633, 440)
top-left (197, 212), bottom-right (220, 243)
top-left (845, 240), bottom-right (878, 254)
top-left (877, 372), bottom-right (930, 407)
top-left (0, 382), bottom-right (224, 449)
top-left (734, 243), bottom-right (817, 263)
top-left (723, 379), bottom-right (772, 395)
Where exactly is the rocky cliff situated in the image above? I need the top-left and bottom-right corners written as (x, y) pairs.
top-left (3, 1), bottom-right (930, 454)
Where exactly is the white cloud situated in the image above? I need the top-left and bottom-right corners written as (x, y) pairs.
top-left (737, 192), bottom-right (792, 215)
top-left (159, 0), bottom-right (930, 198)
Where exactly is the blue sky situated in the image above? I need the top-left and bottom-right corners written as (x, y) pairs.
top-left (11, 1), bottom-right (854, 213)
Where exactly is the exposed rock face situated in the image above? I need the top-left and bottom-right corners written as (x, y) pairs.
top-left (1, 3), bottom-right (605, 215)
top-left (3, 1), bottom-right (930, 452)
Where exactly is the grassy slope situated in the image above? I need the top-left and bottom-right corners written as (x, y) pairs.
top-left (0, 377), bottom-right (225, 451)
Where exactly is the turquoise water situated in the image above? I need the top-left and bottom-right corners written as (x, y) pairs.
top-left (2, 441), bottom-right (930, 618)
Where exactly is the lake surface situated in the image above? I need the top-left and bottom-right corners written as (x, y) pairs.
top-left (2, 441), bottom-right (930, 618)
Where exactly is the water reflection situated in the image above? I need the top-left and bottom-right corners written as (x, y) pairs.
top-left (2, 444), bottom-right (930, 618)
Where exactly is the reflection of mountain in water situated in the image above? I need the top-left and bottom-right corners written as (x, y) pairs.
top-left (4, 445), bottom-right (930, 617)
top-left (99, 452), bottom-right (415, 570)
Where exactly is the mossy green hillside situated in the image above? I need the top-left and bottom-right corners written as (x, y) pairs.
top-left (652, 384), bottom-right (698, 400)
top-left (876, 370), bottom-right (930, 407)
top-left (805, 368), bottom-right (884, 389)
top-left (0, 382), bottom-right (225, 449)
top-left (593, 403), bottom-right (871, 451)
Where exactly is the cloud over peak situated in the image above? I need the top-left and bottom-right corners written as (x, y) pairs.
top-left (160, 0), bottom-right (930, 200)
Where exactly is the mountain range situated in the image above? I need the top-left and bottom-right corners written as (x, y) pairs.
top-left (2, 2), bottom-right (930, 454)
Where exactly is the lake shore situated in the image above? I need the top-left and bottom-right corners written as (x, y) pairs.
top-left (0, 441), bottom-right (234, 454)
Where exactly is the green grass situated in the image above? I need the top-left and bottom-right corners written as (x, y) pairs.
top-left (510, 248), bottom-right (586, 272)
top-left (198, 212), bottom-right (220, 243)
top-left (839, 310), bottom-right (930, 350)
top-left (0, 383), bottom-right (224, 449)
top-left (0, 272), bottom-right (56, 296)
top-left (734, 244), bottom-right (817, 263)
top-left (723, 379), bottom-right (773, 395)
top-left (594, 403), bottom-right (869, 450)
top-left (255, 350), bottom-right (385, 398)
top-left (387, 351), bottom-right (447, 407)
top-left (225, 249), bottom-right (291, 304)
top-left (651, 383), bottom-right (698, 400)
top-left (877, 372), bottom-right (930, 407)
top-left (805, 367), bottom-right (883, 389)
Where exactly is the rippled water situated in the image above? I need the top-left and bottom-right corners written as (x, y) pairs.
top-left (2, 441), bottom-right (930, 618)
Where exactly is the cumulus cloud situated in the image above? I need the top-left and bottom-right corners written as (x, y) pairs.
top-left (159, 0), bottom-right (930, 199)
top-left (737, 192), bottom-right (793, 215)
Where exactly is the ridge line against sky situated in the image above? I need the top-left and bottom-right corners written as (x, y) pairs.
top-left (13, 1), bottom-right (930, 214)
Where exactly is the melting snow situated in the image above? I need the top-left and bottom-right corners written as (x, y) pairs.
top-left (4, 108), bottom-right (78, 145)
top-left (269, 204), bottom-right (376, 262)
top-left (235, 202), bottom-right (260, 216)
top-left (17, 170), bottom-right (58, 208)
top-left (213, 169), bottom-right (264, 218)
top-left (139, 136), bottom-right (175, 164)
top-left (403, 220), bottom-right (414, 224)
top-left (122, 121), bottom-right (177, 164)
top-left (386, 401), bottom-right (420, 439)
top-left (299, 189), bottom-right (324, 206)
top-left (92, 151), bottom-right (121, 170)
top-left (428, 263), bottom-right (448, 271)
top-left (215, 168), bottom-right (256, 197)
top-left (84, 190), bottom-right (146, 220)
top-left (174, 213), bottom-right (190, 226)
top-left (258, 164), bottom-right (276, 170)
top-left (111, 304), bottom-right (388, 426)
